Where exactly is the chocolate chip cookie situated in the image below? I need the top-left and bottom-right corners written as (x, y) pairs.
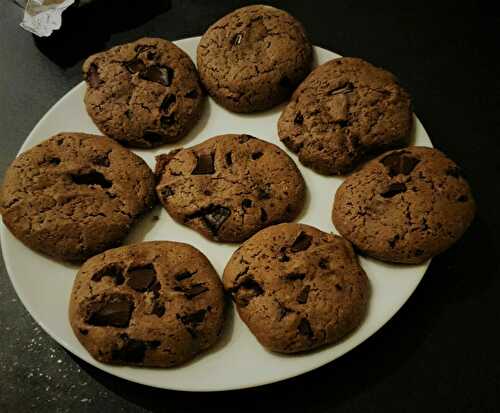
top-left (332, 147), bottom-right (476, 264)
top-left (223, 223), bottom-right (369, 353)
top-left (155, 134), bottom-right (306, 243)
top-left (83, 37), bottom-right (204, 148)
top-left (278, 57), bottom-right (413, 175)
top-left (0, 133), bottom-right (156, 262)
top-left (197, 5), bottom-right (312, 112)
top-left (69, 241), bottom-right (225, 367)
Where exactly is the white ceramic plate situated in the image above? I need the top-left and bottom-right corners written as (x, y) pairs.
top-left (1, 37), bottom-right (432, 392)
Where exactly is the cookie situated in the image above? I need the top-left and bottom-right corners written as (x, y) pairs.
top-left (0, 133), bottom-right (156, 262)
top-left (332, 147), bottom-right (475, 264)
top-left (278, 57), bottom-right (413, 175)
top-left (69, 241), bottom-right (225, 367)
top-left (155, 134), bottom-right (305, 243)
top-left (197, 5), bottom-right (312, 112)
top-left (83, 37), bottom-right (204, 148)
top-left (223, 223), bottom-right (369, 353)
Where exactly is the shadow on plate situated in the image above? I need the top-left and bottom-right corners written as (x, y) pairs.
top-left (33, 0), bottom-right (172, 68)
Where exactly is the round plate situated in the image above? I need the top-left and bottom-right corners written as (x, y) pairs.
top-left (1, 37), bottom-right (432, 392)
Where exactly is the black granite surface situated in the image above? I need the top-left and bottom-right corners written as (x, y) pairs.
top-left (1, 1), bottom-right (499, 412)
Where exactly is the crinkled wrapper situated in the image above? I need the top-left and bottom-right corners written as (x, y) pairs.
top-left (20, 0), bottom-right (94, 37)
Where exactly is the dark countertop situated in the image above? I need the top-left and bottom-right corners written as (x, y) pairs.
top-left (1, 1), bottom-right (499, 411)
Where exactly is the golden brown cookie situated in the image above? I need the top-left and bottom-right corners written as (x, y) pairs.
top-left (332, 147), bottom-right (476, 263)
top-left (223, 223), bottom-right (369, 353)
top-left (69, 241), bottom-right (225, 367)
top-left (83, 37), bottom-right (204, 148)
top-left (0, 133), bottom-right (156, 262)
top-left (155, 134), bottom-right (306, 243)
top-left (278, 57), bottom-right (413, 175)
top-left (197, 5), bottom-right (312, 112)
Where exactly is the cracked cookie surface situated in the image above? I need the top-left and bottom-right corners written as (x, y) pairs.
top-left (83, 37), bottom-right (204, 148)
top-left (197, 5), bottom-right (312, 112)
top-left (223, 223), bottom-right (369, 353)
top-left (155, 134), bottom-right (305, 243)
top-left (0, 133), bottom-right (156, 262)
top-left (278, 57), bottom-right (413, 175)
top-left (332, 147), bottom-right (476, 264)
top-left (69, 241), bottom-right (225, 367)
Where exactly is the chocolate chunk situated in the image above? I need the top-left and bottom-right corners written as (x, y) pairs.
top-left (298, 318), bottom-right (313, 338)
top-left (160, 115), bottom-right (175, 127)
top-left (415, 249), bottom-right (424, 257)
top-left (93, 153), bottom-right (110, 167)
top-left (79, 329), bottom-right (88, 336)
top-left (112, 337), bottom-right (146, 363)
top-left (231, 33), bottom-right (243, 46)
top-left (319, 258), bottom-right (328, 269)
top-left (285, 272), bottom-right (305, 281)
top-left (152, 301), bottom-right (165, 317)
top-left (86, 294), bottom-right (134, 327)
top-left (381, 182), bottom-right (407, 198)
top-left (186, 327), bottom-right (197, 339)
top-left (297, 286), bottom-right (311, 304)
top-left (183, 284), bottom-right (209, 299)
top-left (192, 153), bottom-right (215, 175)
top-left (278, 305), bottom-right (292, 321)
top-left (291, 232), bottom-right (312, 252)
top-left (48, 157), bottom-right (61, 165)
top-left (86, 63), bottom-right (101, 88)
top-left (139, 65), bottom-right (174, 86)
top-left (187, 205), bottom-right (231, 235)
top-left (251, 151), bottom-right (263, 160)
top-left (277, 248), bottom-right (290, 262)
top-left (242, 199), bottom-right (252, 208)
top-left (150, 280), bottom-right (161, 298)
top-left (238, 134), bottom-right (253, 143)
top-left (175, 271), bottom-right (196, 282)
top-left (380, 152), bottom-right (420, 176)
top-left (149, 340), bottom-right (161, 349)
top-left (185, 90), bottom-right (198, 98)
top-left (338, 120), bottom-right (350, 128)
top-left (232, 277), bottom-right (264, 307)
top-left (175, 283), bottom-right (209, 299)
top-left (335, 284), bottom-right (343, 291)
top-left (135, 45), bottom-right (155, 54)
top-left (179, 309), bottom-right (207, 325)
top-left (155, 149), bottom-right (181, 179)
top-left (257, 187), bottom-right (271, 200)
top-left (294, 113), bottom-right (304, 125)
top-left (260, 208), bottom-right (268, 222)
top-left (225, 152), bottom-right (232, 166)
top-left (91, 264), bottom-right (125, 285)
top-left (71, 171), bottom-right (112, 189)
top-left (400, 156), bottom-right (420, 174)
top-left (420, 218), bottom-right (429, 231)
top-left (204, 206), bottom-right (231, 233)
top-left (457, 195), bottom-right (468, 202)
top-left (160, 94), bottom-right (176, 112)
top-left (126, 264), bottom-right (157, 292)
top-left (328, 82), bottom-right (354, 96)
top-left (160, 186), bottom-right (174, 198)
top-left (388, 234), bottom-right (400, 248)
top-left (124, 59), bottom-right (146, 74)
